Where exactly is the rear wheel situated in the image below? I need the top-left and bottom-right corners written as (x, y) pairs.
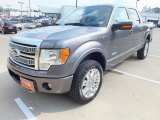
top-left (137, 40), bottom-right (150, 59)
top-left (2, 29), bottom-right (6, 34)
top-left (69, 60), bottom-right (103, 104)
top-left (15, 31), bottom-right (17, 34)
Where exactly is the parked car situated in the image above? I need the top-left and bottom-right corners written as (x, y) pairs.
top-left (10, 21), bottom-right (22, 31)
top-left (24, 23), bottom-right (36, 29)
top-left (0, 22), bottom-right (17, 34)
top-left (41, 19), bottom-right (57, 26)
top-left (146, 22), bottom-right (156, 29)
top-left (34, 19), bottom-right (42, 27)
top-left (8, 5), bottom-right (152, 104)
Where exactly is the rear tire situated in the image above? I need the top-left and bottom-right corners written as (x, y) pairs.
top-left (2, 29), bottom-right (5, 34)
top-left (137, 40), bottom-right (150, 59)
top-left (69, 60), bottom-right (103, 104)
top-left (15, 31), bottom-right (17, 34)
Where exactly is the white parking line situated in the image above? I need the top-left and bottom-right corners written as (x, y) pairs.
top-left (148, 54), bottom-right (160, 58)
top-left (111, 69), bottom-right (160, 85)
top-left (15, 98), bottom-right (37, 120)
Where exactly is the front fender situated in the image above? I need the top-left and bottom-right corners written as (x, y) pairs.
top-left (144, 29), bottom-right (152, 42)
top-left (47, 40), bottom-right (109, 78)
top-left (69, 41), bottom-right (108, 75)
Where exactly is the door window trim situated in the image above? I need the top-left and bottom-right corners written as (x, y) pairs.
top-left (127, 8), bottom-right (141, 24)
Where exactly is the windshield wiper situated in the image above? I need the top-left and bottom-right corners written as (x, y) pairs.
top-left (65, 23), bottom-right (87, 26)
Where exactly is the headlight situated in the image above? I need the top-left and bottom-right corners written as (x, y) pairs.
top-left (39, 49), bottom-right (70, 70)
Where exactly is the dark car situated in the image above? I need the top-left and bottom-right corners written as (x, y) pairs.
top-left (0, 22), bottom-right (17, 34)
top-left (41, 19), bottom-right (57, 26)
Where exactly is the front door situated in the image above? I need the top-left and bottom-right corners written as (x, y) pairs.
top-left (108, 7), bottom-right (132, 66)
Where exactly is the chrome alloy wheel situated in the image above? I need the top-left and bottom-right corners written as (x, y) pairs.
top-left (81, 68), bottom-right (101, 99)
top-left (144, 42), bottom-right (149, 57)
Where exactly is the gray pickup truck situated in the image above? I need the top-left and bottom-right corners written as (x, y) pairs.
top-left (8, 5), bottom-right (152, 104)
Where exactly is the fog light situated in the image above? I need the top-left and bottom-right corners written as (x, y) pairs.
top-left (42, 83), bottom-right (52, 90)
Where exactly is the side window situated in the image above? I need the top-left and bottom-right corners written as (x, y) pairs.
top-left (127, 9), bottom-right (140, 24)
top-left (113, 7), bottom-right (129, 23)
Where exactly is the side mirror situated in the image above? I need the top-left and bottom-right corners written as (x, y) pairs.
top-left (112, 21), bottom-right (133, 31)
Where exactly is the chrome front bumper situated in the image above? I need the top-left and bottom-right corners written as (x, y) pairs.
top-left (8, 59), bottom-right (73, 94)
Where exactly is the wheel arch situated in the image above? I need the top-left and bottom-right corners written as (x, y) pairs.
top-left (145, 31), bottom-right (152, 42)
top-left (69, 41), bottom-right (108, 75)
top-left (81, 52), bottom-right (106, 71)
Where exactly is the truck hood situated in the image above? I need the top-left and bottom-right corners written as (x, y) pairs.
top-left (17, 26), bottom-right (106, 40)
top-left (12, 26), bottom-right (108, 48)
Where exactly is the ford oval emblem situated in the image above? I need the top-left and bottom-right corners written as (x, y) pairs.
top-left (12, 48), bottom-right (20, 57)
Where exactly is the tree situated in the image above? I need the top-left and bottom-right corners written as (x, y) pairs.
top-left (152, 7), bottom-right (160, 13)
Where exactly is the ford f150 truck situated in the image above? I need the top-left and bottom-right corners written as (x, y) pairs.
top-left (8, 5), bottom-right (152, 104)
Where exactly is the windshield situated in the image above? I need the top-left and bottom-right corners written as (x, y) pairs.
top-left (4, 22), bottom-right (13, 26)
top-left (57, 5), bottom-right (113, 27)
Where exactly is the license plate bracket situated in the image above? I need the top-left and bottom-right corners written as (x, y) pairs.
top-left (20, 77), bottom-right (36, 91)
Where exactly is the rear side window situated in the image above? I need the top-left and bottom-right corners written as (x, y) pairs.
top-left (127, 9), bottom-right (140, 24)
top-left (113, 7), bottom-right (129, 23)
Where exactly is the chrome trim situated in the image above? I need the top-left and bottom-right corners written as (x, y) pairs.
top-left (107, 44), bottom-right (142, 63)
top-left (9, 37), bottom-right (42, 70)
top-left (9, 42), bottom-right (36, 53)
top-left (10, 53), bottom-right (35, 65)
top-left (81, 68), bottom-right (101, 98)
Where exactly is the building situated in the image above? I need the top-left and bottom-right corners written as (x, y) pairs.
top-left (7, 5), bottom-right (76, 19)
top-left (41, 7), bottom-right (61, 18)
top-left (140, 12), bottom-right (160, 24)
top-left (42, 5), bottom-right (76, 19)
top-left (10, 11), bottom-right (40, 17)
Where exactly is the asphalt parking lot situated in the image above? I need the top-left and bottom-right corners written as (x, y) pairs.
top-left (0, 28), bottom-right (160, 120)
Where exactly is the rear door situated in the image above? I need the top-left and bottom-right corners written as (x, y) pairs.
top-left (109, 7), bottom-right (132, 63)
top-left (126, 8), bottom-right (143, 48)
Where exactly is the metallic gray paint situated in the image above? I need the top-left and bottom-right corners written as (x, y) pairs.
top-left (8, 5), bottom-right (151, 93)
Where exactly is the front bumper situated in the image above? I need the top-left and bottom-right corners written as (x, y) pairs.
top-left (8, 59), bottom-right (73, 93)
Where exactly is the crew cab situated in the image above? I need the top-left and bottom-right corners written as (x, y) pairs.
top-left (8, 5), bottom-right (152, 104)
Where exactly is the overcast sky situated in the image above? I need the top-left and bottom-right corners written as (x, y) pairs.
top-left (0, 0), bottom-right (160, 11)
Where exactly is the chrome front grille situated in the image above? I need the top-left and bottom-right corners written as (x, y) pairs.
top-left (9, 42), bottom-right (36, 53)
top-left (9, 41), bottom-right (37, 69)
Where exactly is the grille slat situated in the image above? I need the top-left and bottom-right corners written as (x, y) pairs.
top-left (9, 42), bottom-right (36, 54)
top-left (9, 41), bottom-right (37, 69)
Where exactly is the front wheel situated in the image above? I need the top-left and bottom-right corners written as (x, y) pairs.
top-left (137, 41), bottom-right (150, 59)
top-left (69, 60), bottom-right (103, 104)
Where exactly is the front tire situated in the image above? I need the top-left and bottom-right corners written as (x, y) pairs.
top-left (137, 40), bottom-right (150, 59)
top-left (69, 60), bottom-right (103, 104)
